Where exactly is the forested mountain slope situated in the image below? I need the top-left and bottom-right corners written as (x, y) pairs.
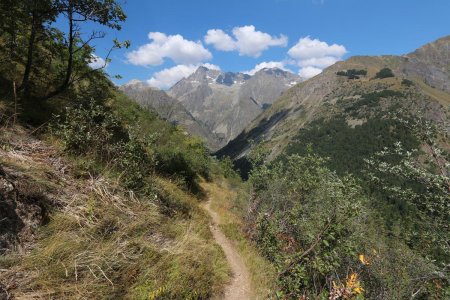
top-left (217, 36), bottom-right (450, 176)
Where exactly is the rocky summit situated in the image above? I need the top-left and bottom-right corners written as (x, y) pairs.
top-left (168, 66), bottom-right (300, 149)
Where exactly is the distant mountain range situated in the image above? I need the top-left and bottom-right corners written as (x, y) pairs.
top-left (121, 67), bottom-right (300, 150)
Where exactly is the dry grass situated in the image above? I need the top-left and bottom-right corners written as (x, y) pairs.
top-left (200, 178), bottom-right (277, 299)
top-left (20, 181), bottom-right (229, 299)
top-left (414, 78), bottom-right (450, 106)
top-left (0, 128), bottom-right (230, 299)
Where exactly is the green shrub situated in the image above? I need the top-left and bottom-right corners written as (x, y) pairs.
top-left (374, 68), bottom-right (395, 79)
top-left (336, 69), bottom-right (367, 79)
top-left (248, 150), bottom-right (447, 298)
top-left (51, 100), bottom-right (155, 189)
top-left (155, 141), bottom-right (210, 194)
top-left (52, 100), bottom-right (126, 158)
top-left (107, 92), bottom-right (214, 193)
top-left (219, 156), bottom-right (239, 179)
top-left (117, 132), bottom-right (154, 188)
top-left (248, 153), bottom-right (366, 298)
top-left (401, 78), bottom-right (414, 87)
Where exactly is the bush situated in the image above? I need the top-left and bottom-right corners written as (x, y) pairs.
top-left (401, 78), bottom-right (414, 87)
top-left (374, 68), bottom-right (394, 79)
top-left (51, 100), bottom-right (155, 189)
top-left (219, 157), bottom-right (239, 179)
top-left (248, 152), bottom-right (366, 298)
top-left (155, 139), bottom-right (210, 194)
top-left (247, 150), bottom-right (447, 298)
top-left (336, 69), bottom-right (367, 79)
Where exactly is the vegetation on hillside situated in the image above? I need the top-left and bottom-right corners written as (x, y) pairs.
top-left (245, 100), bottom-right (449, 298)
top-left (336, 69), bottom-right (367, 79)
top-left (374, 67), bottom-right (395, 79)
top-left (0, 123), bottom-right (230, 298)
top-left (247, 140), bottom-right (448, 298)
top-left (284, 117), bottom-right (419, 176)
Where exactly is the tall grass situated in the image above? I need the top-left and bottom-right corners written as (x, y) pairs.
top-left (0, 128), bottom-right (230, 299)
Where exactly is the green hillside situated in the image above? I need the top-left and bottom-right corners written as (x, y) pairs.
top-left (217, 37), bottom-right (450, 299)
top-left (1, 1), bottom-right (449, 299)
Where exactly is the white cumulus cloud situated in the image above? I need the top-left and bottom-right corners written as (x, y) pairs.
top-left (288, 36), bottom-right (347, 78)
top-left (204, 29), bottom-right (237, 51)
top-left (244, 61), bottom-right (290, 75)
top-left (205, 25), bottom-right (288, 57)
top-left (147, 63), bottom-right (221, 90)
top-left (298, 66), bottom-right (323, 79)
top-left (88, 54), bottom-right (106, 69)
top-left (126, 32), bottom-right (212, 66)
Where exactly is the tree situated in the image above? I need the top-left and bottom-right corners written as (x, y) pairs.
top-left (0, 0), bottom-right (27, 82)
top-left (374, 67), bottom-right (394, 79)
top-left (1, 0), bottom-right (128, 101)
top-left (20, 0), bottom-right (57, 96)
top-left (45, 0), bottom-right (127, 99)
top-left (363, 114), bottom-right (449, 298)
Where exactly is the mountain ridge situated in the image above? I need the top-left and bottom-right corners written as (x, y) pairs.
top-left (216, 35), bottom-right (450, 176)
top-left (168, 66), bottom-right (301, 149)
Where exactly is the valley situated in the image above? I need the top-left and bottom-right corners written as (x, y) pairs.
top-left (0, 1), bottom-right (449, 299)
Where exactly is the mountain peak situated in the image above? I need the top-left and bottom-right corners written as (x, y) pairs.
top-left (124, 79), bottom-right (144, 85)
top-left (409, 35), bottom-right (450, 55)
top-left (122, 79), bottom-right (150, 90)
top-left (215, 72), bottom-right (250, 86)
top-left (196, 65), bottom-right (210, 72)
top-left (255, 67), bottom-right (292, 77)
top-left (186, 66), bottom-right (221, 83)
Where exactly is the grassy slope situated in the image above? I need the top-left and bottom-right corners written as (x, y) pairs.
top-left (0, 91), bottom-right (236, 298)
top-left (0, 125), bottom-right (230, 299)
top-left (0, 22), bottom-right (255, 297)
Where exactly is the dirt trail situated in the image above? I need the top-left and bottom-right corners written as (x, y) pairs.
top-left (203, 200), bottom-right (253, 300)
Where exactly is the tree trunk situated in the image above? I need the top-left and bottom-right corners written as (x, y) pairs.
top-left (21, 10), bottom-right (37, 96)
top-left (63, 0), bottom-right (74, 90)
top-left (42, 0), bottom-right (74, 100)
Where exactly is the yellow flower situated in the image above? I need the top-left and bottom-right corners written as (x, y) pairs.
top-left (332, 280), bottom-right (339, 289)
top-left (359, 254), bottom-right (369, 265)
top-left (347, 273), bottom-right (357, 285)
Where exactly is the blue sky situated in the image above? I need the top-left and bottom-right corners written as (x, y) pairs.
top-left (84, 0), bottom-right (450, 88)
